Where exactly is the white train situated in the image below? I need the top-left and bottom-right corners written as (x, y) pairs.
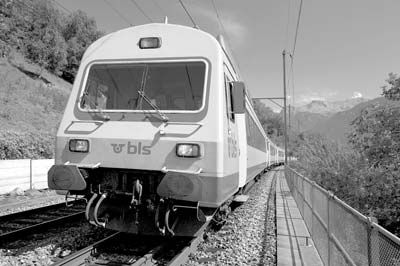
top-left (48, 22), bottom-right (284, 236)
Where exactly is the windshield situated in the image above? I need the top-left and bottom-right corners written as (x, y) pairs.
top-left (80, 61), bottom-right (206, 111)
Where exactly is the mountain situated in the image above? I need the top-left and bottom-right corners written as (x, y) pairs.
top-left (289, 98), bottom-right (368, 132)
top-left (310, 97), bottom-right (400, 142)
top-left (295, 98), bottom-right (367, 115)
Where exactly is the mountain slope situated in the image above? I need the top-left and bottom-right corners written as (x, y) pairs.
top-left (290, 98), bottom-right (367, 132)
top-left (311, 97), bottom-right (400, 142)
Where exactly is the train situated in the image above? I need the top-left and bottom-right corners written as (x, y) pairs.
top-left (48, 22), bottom-right (285, 236)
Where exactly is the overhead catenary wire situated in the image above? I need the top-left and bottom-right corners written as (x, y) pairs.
top-left (287, 0), bottom-right (304, 107)
top-left (285, 0), bottom-right (304, 133)
top-left (151, 0), bottom-right (166, 21)
top-left (284, 0), bottom-right (292, 51)
top-left (178, 0), bottom-right (199, 29)
top-left (209, 0), bottom-right (242, 72)
top-left (50, 0), bottom-right (72, 14)
top-left (129, 0), bottom-right (153, 23)
top-left (210, 0), bottom-right (225, 36)
top-left (103, 0), bottom-right (132, 26)
top-left (291, 0), bottom-right (303, 57)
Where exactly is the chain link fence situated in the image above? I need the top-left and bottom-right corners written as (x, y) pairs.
top-left (286, 167), bottom-right (400, 266)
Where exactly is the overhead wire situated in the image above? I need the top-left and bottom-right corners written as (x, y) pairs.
top-left (103, 0), bottom-right (132, 26)
top-left (285, 0), bottom-right (304, 130)
top-left (291, 0), bottom-right (303, 57)
top-left (210, 0), bottom-right (225, 36)
top-left (151, 0), bottom-right (166, 21)
top-left (284, 0), bottom-right (292, 51)
top-left (287, 0), bottom-right (304, 107)
top-left (209, 0), bottom-right (242, 72)
top-left (50, 0), bottom-right (72, 14)
top-left (178, 0), bottom-right (199, 29)
top-left (129, 0), bottom-right (153, 23)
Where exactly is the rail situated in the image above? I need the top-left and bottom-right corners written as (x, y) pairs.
top-left (0, 201), bottom-right (85, 243)
top-left (285, 167), bottom-right (400, 266)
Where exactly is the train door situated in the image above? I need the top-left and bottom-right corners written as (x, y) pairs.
top-left (236, 97), bottom-right (247, 188)
top-left (223, 68), bottom-right (241, 188)
top-left (266, 140), bottom-right (270, 167)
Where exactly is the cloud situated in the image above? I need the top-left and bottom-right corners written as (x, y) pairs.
top-left (191, 4), bottom-right (247, 46)
top-left (352, 92), bottom-right (363, 98)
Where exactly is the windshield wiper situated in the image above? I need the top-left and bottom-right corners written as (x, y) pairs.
top-left (137, 90), bottom-right (169, 122)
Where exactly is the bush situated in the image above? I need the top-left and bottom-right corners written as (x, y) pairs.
top-left (0, 130), bottom-right (54, 159)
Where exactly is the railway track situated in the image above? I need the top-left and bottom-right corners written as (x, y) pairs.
top-left (0, 200), bottom-right (85, 244)
top-left (51, 217), bottom-right (209, 266)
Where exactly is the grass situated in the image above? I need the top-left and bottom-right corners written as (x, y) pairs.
top-left (0, 50), bottom-right (72, 159)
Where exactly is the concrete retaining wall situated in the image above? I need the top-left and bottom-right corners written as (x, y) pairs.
top-left (0, 159), bottom-right (54, 194)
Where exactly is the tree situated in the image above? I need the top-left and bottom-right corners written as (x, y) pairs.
top-left (252, 99), bottom-right (284, 144)
top-left (0, 0), bottom-right (102, 81)
top-left (349, 73), bottom-right (400, 170)
top-left (23, 0), bottom-right (67, 76)
top-left (347, 73), bottom-right (400, 234)
top-left (382, 73), bottom-right (400, 100)
top-left (62, 10), bottom-right (103, 82)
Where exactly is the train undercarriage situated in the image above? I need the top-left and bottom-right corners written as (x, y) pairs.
top-left (62, 167), bottom-right (217, 236)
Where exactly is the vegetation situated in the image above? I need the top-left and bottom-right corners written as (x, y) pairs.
top-left (288, 73), bottom-right (400, 235)
top-left (0, 130), bottom-right (53, 159)
top-left (252, 99), bottom-right (284, 146)
top-left (0, 0), bottom-right (103, 82)
top-left (0, 0), bottom-right (102, 159)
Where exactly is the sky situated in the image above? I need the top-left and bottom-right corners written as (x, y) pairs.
top-left (57, 0), bottom-right (400, 111)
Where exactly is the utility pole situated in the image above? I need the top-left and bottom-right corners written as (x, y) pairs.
top-left (282, 50), bottom-right (288, 174)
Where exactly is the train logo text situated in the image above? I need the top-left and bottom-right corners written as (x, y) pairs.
top-left (111, 142), bottom-right (151, 155)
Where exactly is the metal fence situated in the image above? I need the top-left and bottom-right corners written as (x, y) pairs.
top-left (285, 167), bottom-right (400, 266)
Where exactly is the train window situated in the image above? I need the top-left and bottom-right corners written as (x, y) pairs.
top-left (245, 109), bottom-right (266, 152)
top-left (80, 61), bottom-right (206, 111)
top-left (224, 75), bottom-right (235, 122)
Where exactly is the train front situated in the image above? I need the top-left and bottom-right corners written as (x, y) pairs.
top-left (48, 24), bottom-right (225, 236)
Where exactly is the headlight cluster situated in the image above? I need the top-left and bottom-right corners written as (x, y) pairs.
top-left (176, 143), bottom-right (201, 158)
top-left (69, 139), bottom-right (89, 153)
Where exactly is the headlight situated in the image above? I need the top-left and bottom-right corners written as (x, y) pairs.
top-left (69, 139), bottom-right (89, 153)
top-left (176, 143), bottom-right (200, 158)
top-left (139, 37), bottom-right (162, 49)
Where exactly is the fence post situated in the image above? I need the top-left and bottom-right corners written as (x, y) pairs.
top-left (311, 181), bottom-right (315, 239)
top-left (303, 178), bottom-right (306, 217)
top-left (367, 216), bottom-right (379, 266)
top-left (327, 191), bottom-right (334, 266)
top-left (29, 159), bottom-right (33, 190)
top-left (367, 217), bottom-right (372, 266)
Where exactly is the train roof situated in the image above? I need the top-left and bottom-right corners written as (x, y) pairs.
top-left (81, 23), bottom-right (238, 76)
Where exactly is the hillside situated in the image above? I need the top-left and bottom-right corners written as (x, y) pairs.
top-left (0, 0), bottom-right (103, 159)
top-left (310, 97), bottom-right (400, 142)
top-left (0, 51), bottom-right (71, 159)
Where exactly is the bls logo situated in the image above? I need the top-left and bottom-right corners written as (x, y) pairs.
top-left (111, 142), bottom-right (151, 155)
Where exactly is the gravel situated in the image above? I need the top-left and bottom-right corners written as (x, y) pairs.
top-left (0, 222), bottom-right (113, 266)
top-left (0, 189), bottom-right (65, 217)
top-left (185, 170), bottom-right (278, 266)
top-left (0, 189), bottom-right (113, 266)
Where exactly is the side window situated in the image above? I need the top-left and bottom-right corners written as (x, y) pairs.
top-left (224, 74), bottom-right (235, 122)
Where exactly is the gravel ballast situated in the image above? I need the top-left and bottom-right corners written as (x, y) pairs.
top-left (186, 169), bottom-right (278, 266)
top-left (0, 222), bottom-right (113, 266)
top-left (0, 190), bottom-right (65, 217)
